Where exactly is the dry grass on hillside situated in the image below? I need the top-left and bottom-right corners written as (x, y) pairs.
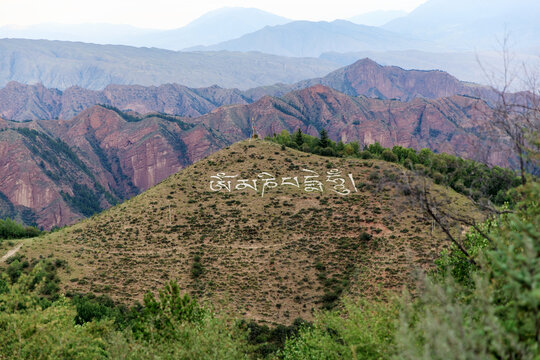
top-left (21, 139), bottom-right (479, 324)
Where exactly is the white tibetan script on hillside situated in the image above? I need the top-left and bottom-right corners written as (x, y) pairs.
top-left (209, 169), bottom-right (358, 197)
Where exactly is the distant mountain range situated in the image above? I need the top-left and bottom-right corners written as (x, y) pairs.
top-left (245, 58), bottom-right (494, 102)
top-left (0, 81), bottom-right (250, 121)
top-left (0, 86), bottom-right (508, 229)
top-left (1, 1), bottom-right (538, 94)
top-left (134, 7), bottom-right (290, 50)
top-left (383, 0), bottom-right (540, 51)
top-left (0, 58), bottom-right (496, 121)
top-left (0, 7), bottom-right (290, 50)
top-left (0, 107), bottom-right (228, 229)
top-left (319, 50), bottom-right (540, 87)
top-left (187, 20), bottom-right (434, 57)
top-left (3, 1), bottom-right (538, 53)
top-left (0, 38), bottom-right (340, 90)
top-left (348, 10), bottom-right (407, 26)
top-left (0, 23), bottom-right (159, 46)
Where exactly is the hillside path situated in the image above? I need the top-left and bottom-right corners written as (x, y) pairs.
top-left (1, 243), bottom-right (23, 263)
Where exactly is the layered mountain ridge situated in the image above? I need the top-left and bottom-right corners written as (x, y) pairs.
top-left (0, 38), bottom-right (340, 91)
top-left (0, 107), bottom-right (229, 229)
top-left (0, 58), bottom-right (495, 122)
top-left (0, 81), bottom-right (250, 121)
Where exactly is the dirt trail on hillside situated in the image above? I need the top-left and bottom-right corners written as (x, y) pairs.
top-left (1, 243), bottom-right (22, 262)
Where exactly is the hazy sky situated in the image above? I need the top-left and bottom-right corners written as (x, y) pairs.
top-left (0, 0), bottom-right (428, 29)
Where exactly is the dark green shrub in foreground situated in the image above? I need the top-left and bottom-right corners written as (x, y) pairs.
top-left (396, 182), bottom-right (540, 359)
top-left (281, 298), bottom-right (399, 359)
top-left (0, 274), bottom-right (249, 359)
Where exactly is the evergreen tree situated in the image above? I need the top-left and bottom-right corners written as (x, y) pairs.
top-left (318, 129), bottom-right (329, 148)
top-left (294, 128), bottom-right (304, 147)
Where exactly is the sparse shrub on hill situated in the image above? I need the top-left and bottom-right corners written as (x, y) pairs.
top-left (277, 181), bottom-right (539, 360)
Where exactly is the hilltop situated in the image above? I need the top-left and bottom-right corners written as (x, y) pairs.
top-left (19, 140), bottom-right (481, 324)
top-left (246, 58), bottom-right (494, 102)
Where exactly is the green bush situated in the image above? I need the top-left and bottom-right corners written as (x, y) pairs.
top-left (281, 297), bottom-right (398, 360)
top-left (381, 149), bottom-right (398, 162)
top-left (0, 218), bottom-right (41, 240)
top-left (396, 182), bottom-right (540, 359)
top-left (0, 273), bottom-right (250, 360)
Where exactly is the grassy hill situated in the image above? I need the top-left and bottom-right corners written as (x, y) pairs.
top-left (17, 139), bottom-right (481, 324)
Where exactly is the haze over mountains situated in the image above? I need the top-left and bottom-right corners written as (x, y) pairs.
top-left (348, 10), bottom-right (407, 27)
top-left (0, 38), bottom-right (340, 90)
top-left (383, 0), bottom-right (540, 52)
top-left (0, 7), bottom-right (290, 50)
top-left (0, 0), bottom-right (537, 93)
top-left (134, 7), bottom-right (291, 50)
top-left (3, 1), bottom-right (537, 53)
top-left (187, 20), bottom-right (433, 57)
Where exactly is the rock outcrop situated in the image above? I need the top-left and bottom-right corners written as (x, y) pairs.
top-left (246, 58), bottom-right (496, 102)
top-left (195, 85), bottom-right (509, 167)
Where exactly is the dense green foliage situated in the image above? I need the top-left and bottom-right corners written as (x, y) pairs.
top-left (280, 298), bottom-right (398, 359)
top-left (267, 129), bottom-right (521, 205)
top-left (0, 218), bottom-right (41, 239)
top-left (240, 318), bottom-right (310, 358)
top-left (394, 181), bottom-right (540, 359)
top-left (60, 183), bottom-right (103, 217)
top-left (0, 259), bottom-right (250, 359)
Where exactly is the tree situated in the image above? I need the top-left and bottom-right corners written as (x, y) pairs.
top-left (318, 129), bottom-right (330, 148)
top-left (478, 36), bottom-right (540, 184)
top-left (367, 142), bottom-right (384, 155)
top-left (396, 182), bottom-right (540, 359)
top-left (381, 149), bottom-right (398, 163)
top-left (294, 128), bottom-right (304, 147)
